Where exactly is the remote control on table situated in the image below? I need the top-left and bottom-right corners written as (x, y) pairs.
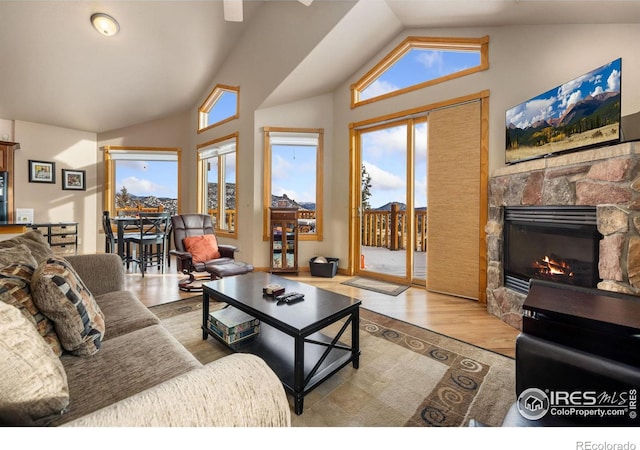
top-left (275, 292), bottom-right (297, 301)
top-left (276, 292), bottom-right (304, 304)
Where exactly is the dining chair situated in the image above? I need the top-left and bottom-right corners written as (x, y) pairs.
top-left (102, 210), bottom-right (138, 263)
top-left (127, 212), bottom-right (171, 276)
top-left (102, 211), bottom-right (117, 253)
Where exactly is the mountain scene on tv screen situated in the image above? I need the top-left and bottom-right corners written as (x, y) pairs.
top-left (505, 58), bottom-right (621, 163)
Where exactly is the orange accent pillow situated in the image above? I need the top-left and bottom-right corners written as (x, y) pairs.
top-left (183, 234), bottom-right (221, 263)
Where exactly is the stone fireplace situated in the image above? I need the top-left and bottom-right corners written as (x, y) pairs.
top-left (486, 141), bottom-right (640, 329)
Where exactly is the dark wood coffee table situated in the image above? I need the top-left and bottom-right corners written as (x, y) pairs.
top-left (202, 272), bottom-right (361, 415)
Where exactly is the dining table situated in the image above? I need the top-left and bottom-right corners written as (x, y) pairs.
top-left (109, 216), bottom-right (141, 260)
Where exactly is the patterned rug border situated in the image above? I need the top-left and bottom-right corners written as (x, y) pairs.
top-left (148, 295), bottom-right (203, 319)
top-left (359, 308), bottom-right (515, 362)
top-left (341, 276), bottom-right (410, 296)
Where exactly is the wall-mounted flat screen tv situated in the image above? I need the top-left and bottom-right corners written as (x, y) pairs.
top-left (506, 58), bottom-right (621, 165)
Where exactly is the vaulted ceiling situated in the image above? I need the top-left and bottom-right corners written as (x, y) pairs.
top-left (1, 0), bottom-right (639, 133)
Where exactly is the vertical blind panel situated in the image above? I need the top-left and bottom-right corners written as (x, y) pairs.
top-left (427, 101), bottom-right (481, 300)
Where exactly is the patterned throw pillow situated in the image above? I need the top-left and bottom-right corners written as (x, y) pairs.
top-left (31, 256), bottom-right (105, 357)
top-left (0, 244), bottom-right (39, 268)
top-left (0, 301), bottom-right (69, 426)
top-left (0, 232), bottom-right (54, 264)
top-left (0, 263), bottom-right (62, 357)
top-left (183, 234), bottom-right (221, 263)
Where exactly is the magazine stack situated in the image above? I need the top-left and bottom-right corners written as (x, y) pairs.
top-left (207, 306), bottom-right (260, 345)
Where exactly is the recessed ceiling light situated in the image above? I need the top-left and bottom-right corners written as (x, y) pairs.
top-left (90, 13), bottom-right (120, 37)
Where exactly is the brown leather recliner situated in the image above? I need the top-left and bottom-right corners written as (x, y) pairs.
top-left (170, 214), bottom-right (253, 291)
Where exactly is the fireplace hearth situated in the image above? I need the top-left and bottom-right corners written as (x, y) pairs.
top-left (504, 206), bottom-right (602, 294)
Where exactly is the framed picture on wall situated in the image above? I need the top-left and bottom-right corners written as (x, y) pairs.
top-left (28, 160), bottom-right (56, 184)
top-left (62, 169), bottom-right (86, 191)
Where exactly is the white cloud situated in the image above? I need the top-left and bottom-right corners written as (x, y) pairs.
top-left (118, 176), bottom-right (164, 196)
top-left (363, 161), bottom-right (404, 190)
top-left (362, 126), bottom-right (408, 159)
top-left (558, 75), bottom-right (587, 99)
top-left (607, 69), bottom-right (620, 92)
top-left (361, 79), bottom-right (399, 100)
top-left (272, 183), bottom-right (298, 200)
top-left (415, 50), bottom-right (444, 71)
top-left (591, 86), bottom-right (604, 97)
top-left (565, 90), bottom-right (582, 108)
top-left (507, 96), bottom-right (556, 129)
top-left (271, 154), bottom-right (294, 180)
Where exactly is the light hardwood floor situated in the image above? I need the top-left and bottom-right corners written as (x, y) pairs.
top-left (126, 265), bottom-right (519, 358)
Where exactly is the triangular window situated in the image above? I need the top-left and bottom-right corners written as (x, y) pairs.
top-left (198, 85), bottom-right (239, 132)
top-left (352, 36), bottom-right (488, 107)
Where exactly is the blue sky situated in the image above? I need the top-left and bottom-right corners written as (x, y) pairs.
top-left (116, 160), bottom-right (178, 199)
top-left (271, 145), bottom-right (316, 204)
top-left (116, 48), bottom-right (476, 209)
top-left (361, 48), bottom-right (480, 100)
top-left (506, 58), bottom-right (621, 130)
top-left (362, 123), bottom-right (427, 210)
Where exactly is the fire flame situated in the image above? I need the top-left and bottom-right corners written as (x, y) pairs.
top-left (533, 255), bottom-right (574, 278)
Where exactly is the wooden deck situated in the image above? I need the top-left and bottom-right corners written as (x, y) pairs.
top-left (360, 246), bottom-right (426, 280)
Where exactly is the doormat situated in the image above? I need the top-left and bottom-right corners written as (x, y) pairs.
top-left (341, 276), bottom-right (410, 296)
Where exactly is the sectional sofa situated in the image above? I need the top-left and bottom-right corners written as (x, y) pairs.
top-left (0, 231), bottom-right (290, 426)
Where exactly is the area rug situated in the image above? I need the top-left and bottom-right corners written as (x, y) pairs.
top-left (150, 299), bottom-right (515, 427)
top-left (341, 276), bottom-right (410, 296)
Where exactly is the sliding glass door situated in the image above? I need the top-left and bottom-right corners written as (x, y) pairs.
top-left (355, 118), bottom-right (427, 285)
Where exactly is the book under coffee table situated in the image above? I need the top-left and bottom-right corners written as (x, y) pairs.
top-left (202, 272), bottom-right (361, 415)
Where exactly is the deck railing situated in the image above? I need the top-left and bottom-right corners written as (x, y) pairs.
top-left (361, 203), bottom-right (426, 251)
top-left (207, 208), bottom-right (317, 233)
top-left (208, 209), bottom-right (236, 230)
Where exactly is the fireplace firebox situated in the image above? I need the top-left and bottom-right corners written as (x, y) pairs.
top-left (504, 206), bottom-right (602, 294)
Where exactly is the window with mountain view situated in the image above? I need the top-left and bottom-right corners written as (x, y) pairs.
top-left (351, 36), bottom-right (488, 107)
top-left (103, 146), bottom-right (181, 216)
top-left (198, 85), bottom-right (239, 133)
top-left (263, 127), bottom-right (323, 241)
top-left (197, 133), bottom-right (238, 237)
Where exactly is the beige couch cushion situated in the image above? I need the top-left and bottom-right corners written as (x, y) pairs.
top-left (95, 290), bottom-right (160, 340)
top-left (0, 262), bottom-right (62, 357)
top-left (62, 354), bottom-right (291, 427)
top-left (0, 301), bottom-right (69, 426)
top-left (31, 256), bottom-right (105, 357)
top-left (52, 324), bottom-right (201, 425)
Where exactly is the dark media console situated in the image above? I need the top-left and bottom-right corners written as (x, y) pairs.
top-left (508, 279), bottom-right (640, 426)
top-left (523, 279), bottom-right (640, 367)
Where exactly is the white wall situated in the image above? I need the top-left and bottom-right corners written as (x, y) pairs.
top-left (0, 119), bottom-right (13, 141)
top-left (14, 121), bottom-right (98, 253)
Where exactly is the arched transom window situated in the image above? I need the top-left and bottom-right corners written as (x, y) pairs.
top-left (198, 84), bottom-right (239, 133)
top-left (351, 36), bottom-right (489, 107)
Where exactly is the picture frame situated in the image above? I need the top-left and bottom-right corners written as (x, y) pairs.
top-left (62, 169), bottom-right (86, 191)
top-left (28, 160), bottom-right (56, 184)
